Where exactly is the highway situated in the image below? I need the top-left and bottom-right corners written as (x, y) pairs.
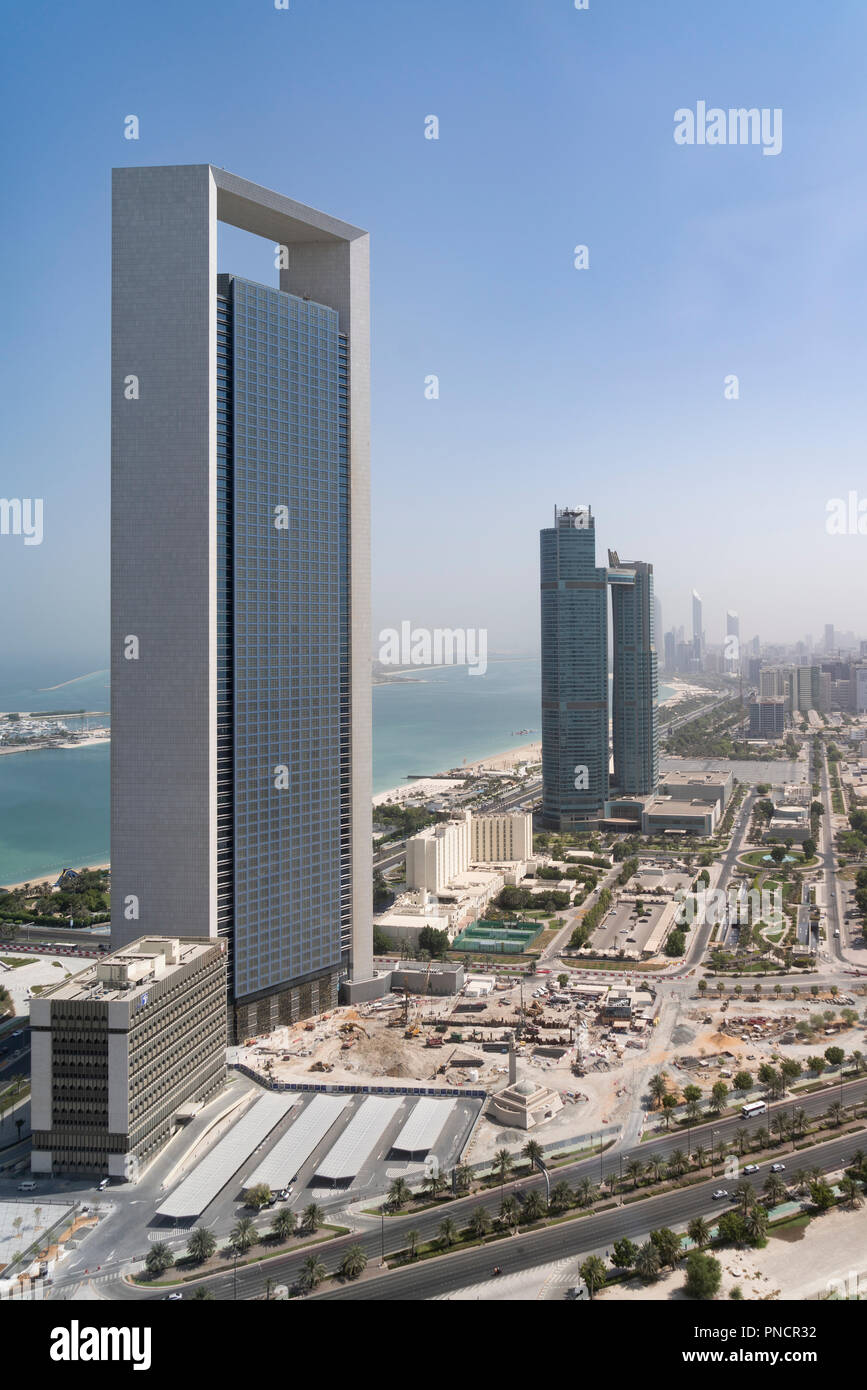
top-left (92, 1076), bottom-right (867, 1302)
top-left (310, 1128), bottom-right (864, 1301)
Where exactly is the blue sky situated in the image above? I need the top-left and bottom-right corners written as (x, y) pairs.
top-left (3, 0), bottom-right (867, 679)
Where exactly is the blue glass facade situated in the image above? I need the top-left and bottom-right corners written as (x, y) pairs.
top-left (609, 560), bottom-right (659, 796)
top-left (540, 507), bottom-right (609, 825)
top-left (217, 275), bottom-right (351, 1008)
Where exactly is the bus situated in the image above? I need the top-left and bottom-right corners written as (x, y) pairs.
top-left (741, 1100), bottom-right (767, 1118)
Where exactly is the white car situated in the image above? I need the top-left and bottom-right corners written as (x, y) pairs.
top-left (770, 1162), bottom-right (786, 1173)
top-left (711, 1189), bottom-right (729, 1200)
top-left (743, 1164), bottom-right (760, 1175)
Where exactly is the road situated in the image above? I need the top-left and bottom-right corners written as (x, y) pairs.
top-left (87, 1075), bottom-right (867, 1302)
top-left (309, 1128), bottom-right (863, 1301)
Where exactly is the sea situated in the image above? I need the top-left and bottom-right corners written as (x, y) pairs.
top-left (0, 660), bottom-right (677, 885)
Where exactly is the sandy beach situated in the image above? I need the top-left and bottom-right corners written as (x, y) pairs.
top-left (0, 732), bottom-right (110, 758)
top-left (1, 861), bottom-right (110, 893)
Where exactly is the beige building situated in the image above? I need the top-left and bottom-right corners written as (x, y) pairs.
top-left (405, 813), bottom-right (471, 894)
top-left (30, 937), bottom-right (226, 1180)
top-left (471, 811), bottom-right (533, 863)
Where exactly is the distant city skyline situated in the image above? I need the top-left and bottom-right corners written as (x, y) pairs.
top-left (4, 1), bottom-right (867, 673)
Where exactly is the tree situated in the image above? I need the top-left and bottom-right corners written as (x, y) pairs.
top-left (733, 1071), bottom-right (752, 1094)
top-left (302, 1203), bottom-right (323, 1234)
top-left (824, 1046), bottom-right (845, 1071)
top-left (438, 1217), bottom-right (458, 1248)
top-left (733, 1127), bottom-right (750, 1156)
top-left (687, 1216), bottom-right (711, 1250)
top-left (406, 1228), bottom-right (420, 1260)
top-left (521, 1189), bottom-right (545, 1223)
top-left (231, 1217), bottom-right (256, 1255)
top-left (499, 1196), bottom-right (519, 1231)
top-left (808, 1178), bottom-right (835, 1212)
top-left (469, 1206), bottom-right (491, 1239)
top-left (734, 1179), bottom-right (756, 1216)
top-left (243, 1183), bottom-right (272, 1211)
top-left (192, 1288), bottom-right (215, 1300)
top-left (522, 1138), bottom-right (544, 1170)
top-left (683, 1084), bottom-right (703, 1122)
top-left (186, 1227), bottom-right (217, 1264)
top-left (649, 1072), bottom-right (669, 1109)
top-left (271, 1208), bottom-right (296, 1243)
top-left (145, 1243), bottom-right (174, 1278)
top-left (339, 1244), bottom-right (368, 1280)
top-left (744, 1204), bottom-right (769, 1245)
top-left (710, 1081), bottom-right (729, 1114)
top-left (716, 1210), bottom-right (747, 1246)
top-left (661, 1094), bottom-right (678, 1128)
top-left (635, 1241), bottom-right (661, 1280)
top-left (763, 1173), bottom-right (788, 1208)
top-left (299, 1254), bottom-right (326, 1292)
top-left (494, 1147), bottom-right (514, 1187)
top-left (625, 1158), bottom-right (644, 1190)
top-left (387, 1177), bottom-right (411, 1211)
top-left (650, 1227), bottom-right (682, 1269)
top-left (684, 1250), bottom-right (722, 1300)
top-left (611, 1237), bottom-right (639, 1270)
top-left (550, 1180), bottom-right (573, 1214)
top-left (579, 1255), bottom-right (608, 1299)
top-left (667, 1149), bottom-right (688, 1178)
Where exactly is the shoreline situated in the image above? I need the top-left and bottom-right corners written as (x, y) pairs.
top-left (0, 733), bottom-right (110, 758)
top-left (1, 861), bottom-right (111, 893)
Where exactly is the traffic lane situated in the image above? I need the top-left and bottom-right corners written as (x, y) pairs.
top-left (310, 1129), bottom-right (866, 1301)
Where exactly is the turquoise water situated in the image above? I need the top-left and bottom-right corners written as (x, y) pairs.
top-left (0, 660), bottom-right (674, 885)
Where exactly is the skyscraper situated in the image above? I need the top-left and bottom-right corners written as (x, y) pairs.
top-left (111, 165), bottom-right (373, 1038)
top-left (540, 506), bottom-right (609, 825)
top-left (692, 589), bottom-right (703, 668)
top-left (609, 554), bottom-right (659, 796)
top-left (540, 507), bottom-right (658, 828)
top-left (726, 610), bottom-right (740, 673)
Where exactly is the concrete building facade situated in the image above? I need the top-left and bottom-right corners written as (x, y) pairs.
top-left (30, 938), bottom-right (226, 1179)
top-left (470, 811), bottom-right (533, 862)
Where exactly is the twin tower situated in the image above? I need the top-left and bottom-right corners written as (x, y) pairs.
top-left (540, 505), bottom-right (659, 829)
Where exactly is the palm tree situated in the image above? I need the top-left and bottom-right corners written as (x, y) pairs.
top-left (521, 1189), bottom-right (545, 1223)
top-left (763, 1173), bottom-right (788, 1208)
top-left (499, 1195), bottom-right (519, 1231)
top-left (230, 1217), bottom-right (256, 1255)
top-left (187, 1226), bottom-right (217, 1264)
top-left (839, 1176), bottom-right (862, 1209)
top-left (744, 1203), bottom-right (769, 1244)
top-left (438, 1217), bottom-right (458, 1248)
top-left (469, 1206), bottom-right (491, 1240)
top-left (406, 1228), bottom-right (420, 1259)
top-left (271, 1209), bottom-right (296, 1243)
top-left (649, 1071), bottom-right (669, 1109)
top-left (192, 1288), bottom-right (215, 1300)
top-left (734, 1179), bottom-right (755, 1217)
top-left (339, 1244), bottom-right (368, 1281)
top-left (550, 1180), bottom-right (573, 1214)
top-left (299, 1254), bottom-right (326, 1292)
top-left (667, 1148), bottom-right (688, 1178)
top-left (635, 1241), bottom-right (661, 1281)
top-left (522, 1139), bottom-right (544, 1171)
top-left (692, 1144), bottom-right (708, 1170)
top-left (424, 1171), bottom-right (447, 1199)
top-left (827, 1100), bottom-right (844, 1127)
top-left (575, 1176), bottom-right (596, 1207)
top-left (734, 1127), bottom-right (749, 1156)
top-left (625, 1158), bottom-right (644, 1190)
top-left (494, 1148), bottom-right (514, 1187)
top-left (387, 1177), bottom-right (411, 1211)
top-left (687, 1216), bottom-right (710, 1250)
top-left (302, 1203), bottom-right (323, 1234)
top-left (579, 1254), bottom-right (608, 1299)
top-left (644, 1157), bottom-right (664, 1184)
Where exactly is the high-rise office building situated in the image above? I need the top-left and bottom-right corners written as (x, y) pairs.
top-left (608, 553), bottom-right (659, 796)
top-left (540, 506), bottom-right (610, 825)
top-left (111, 165), bottom-right (373, 1039)
top-left (540, 507), bottom-right (658, 828)
top-left (663, 628), bottom-right (676, 672)
top-left (726, 610), bottom-right (740, 672)
top-left (824, 623), bottom-right (835, 654)
top-left (692, 589), bottom-right (703, 668)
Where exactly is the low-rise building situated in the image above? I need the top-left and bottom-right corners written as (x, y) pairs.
top-left (30, 936), bottom-right (226, 1180)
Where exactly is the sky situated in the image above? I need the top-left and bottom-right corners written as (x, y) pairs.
top-left (2, 0), bottom-right (867, 681)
